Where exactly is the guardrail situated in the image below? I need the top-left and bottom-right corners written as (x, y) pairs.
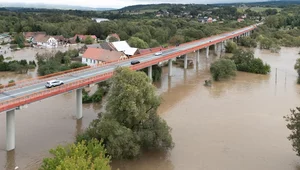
top-left (0, 25), bottom-right (255, 93)
top-left (0, 25), bottom-right (257, 112)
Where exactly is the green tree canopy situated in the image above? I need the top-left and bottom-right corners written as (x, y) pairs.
top-left (225, 40), bottom-right (238, 53)
top-left (284, 107), bottom-right (300, 156)
top-left (40, 139), bottom-right (111, 170)
top-left (210, 59), bottom-right (237, 81)
top-left (128, 37), bottom-right (149, 49)
top-left (78, 67), bottom-right (174, 159)
top-left (84, 36), bottom-right (94, 44)
top-left (231, 49), bottom-right (271, 74)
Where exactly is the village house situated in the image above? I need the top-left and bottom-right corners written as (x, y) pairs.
top-left (100, 41), bottom-right (138, 56)
top-left (105, 33), bottom-right (120, 42)
top-left (82, 48), bottom-right (127, 66)
top-left (91, 18), bottom-right (109, 23)
top-left (32, 34), bottom-right (58, 48)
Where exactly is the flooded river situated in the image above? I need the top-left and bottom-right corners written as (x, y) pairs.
top-left (0, 47), bottom-right (300, 170)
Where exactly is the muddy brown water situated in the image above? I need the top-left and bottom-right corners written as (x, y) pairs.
top-left (1, 47), bottom-right (300, 170)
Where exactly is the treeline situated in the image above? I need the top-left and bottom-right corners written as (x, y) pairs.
top-left (0, 7), bottom-right (255, 43)
top-left (0, 55), bottom-right (36, 73)
top-left (253, 6), bottom-right (300, 47)
top-left (36, 49), bottom-right (86, 76)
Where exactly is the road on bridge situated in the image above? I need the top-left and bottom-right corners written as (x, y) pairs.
top-left (0, 25), bottom-right (256, 112)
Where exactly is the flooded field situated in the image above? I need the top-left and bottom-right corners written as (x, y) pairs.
top-left (0, 47), bottom-right (300, 170)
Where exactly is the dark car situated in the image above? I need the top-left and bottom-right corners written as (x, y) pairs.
top-left (131, 60), bottom-right (140, 65)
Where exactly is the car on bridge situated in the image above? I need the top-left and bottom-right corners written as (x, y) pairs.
top-left (155, 51), bottom-right (162, 56)
top-left (130, 60), bottom-right (140, 65)
top-left (45, 80), bottom-right (64, 88)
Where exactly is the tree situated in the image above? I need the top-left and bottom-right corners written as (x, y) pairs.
top-left (108, 36), bottom-right (119, 42)
top-left (294, 58), bottom-right (300, 84)
top-left (13, 33), bottom-right (25, 48)
top-left (231, 49), bottom-right (271, 74)
top-left (75, 36), bottom-right (80, 43)
top-left (128, 37), bottom-right (149, 49)
top-left (284, 107), bottom-right (300, 156)
top-left (0, 55), bottom-right (4, 62)
top-left (78, 67), bottom-right (174, 159)
top-left (225, 40), bottom-right (238, 53)
top-left (240, 37), bottom-right (257, 48)
top-left (169, 35), bottom-right (185, 46)
top-left (84, 36), bottom-right (94, 45)
top-left (40, 139), bottom-right (111, 170)
top-left (210, 59), bottom-right (237, 81)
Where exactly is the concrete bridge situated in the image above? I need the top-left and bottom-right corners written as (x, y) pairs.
top-left (0, 24), bottom-right (258, 151)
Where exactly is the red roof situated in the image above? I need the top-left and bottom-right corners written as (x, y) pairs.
top-left (83, 48), bottom-right (124, 62)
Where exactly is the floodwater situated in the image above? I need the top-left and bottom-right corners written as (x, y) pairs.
top-left (1, 47), bottom-right (300, 170)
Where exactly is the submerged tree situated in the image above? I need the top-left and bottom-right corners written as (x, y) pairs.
top-left (78, 67), bottom-right (174, 159)
top-left (40, 139), bottom-right (111, 170)
top-left (284, 107), bottom-right (300, 156)
top-left (210, 59), bottom-right (237, 81)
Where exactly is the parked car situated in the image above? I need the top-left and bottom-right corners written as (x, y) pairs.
top-left (155, 51), bottom-right (163, 56)
top-left (131, 60), bottom-right (140, 65)
top-left (45, 79), bottom-right (64, 88)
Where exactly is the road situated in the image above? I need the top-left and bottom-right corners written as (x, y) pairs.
top-left (0, 26), bottom-right (255, 104)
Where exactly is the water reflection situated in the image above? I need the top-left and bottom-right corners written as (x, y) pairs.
top-left (5, 150), bottom-right (16, 170)
top-left (207, 72), bottom-right (271, 98)
top-left (112, 151), bottom-right (174, 170)
top-left (75, 119), bottom-right (82, 137)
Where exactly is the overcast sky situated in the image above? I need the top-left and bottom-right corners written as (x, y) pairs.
top-left (0, 0), bottom-right (266, 8)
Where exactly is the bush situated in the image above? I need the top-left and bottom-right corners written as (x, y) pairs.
top-left (40, 139), bottom-right (111, 170)
top-left (240, 36), bottom-right (257, 48)
top-left (210, 59), bottom-right (237, 81)
top-left (225, 40), bottom-right (238, 53)
top-left (231, 49), bottom-right (271, 74)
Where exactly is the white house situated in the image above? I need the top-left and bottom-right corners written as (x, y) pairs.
top-left (111, 41), bottom-right (138, 56)
top-left (82, 47), bottom-right (127, 66)
top-left (33, 35), bottom-right (58, 48)
top-left (91, 18), bottom-right (109, 23)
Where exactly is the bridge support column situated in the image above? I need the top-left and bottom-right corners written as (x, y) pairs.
top-left (184, 55), bottom-right (188, 69)
top-left (76, 89), bottom-right (83, 119)
top-left (168, 59), bottom-right (173, 76)
top-left (206, 47), bottom-right (209, 58)
top-left (214, 44), bottom-right (218, 55)
top-left (196, 50), bottom-right (200, 64)
top-left (6, 109), bottom-right (15, 151)
top-left (148, 65), bottom-right (152, 82)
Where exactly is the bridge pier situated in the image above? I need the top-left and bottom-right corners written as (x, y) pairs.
top-left (76, 89), bottom-right (83, 119)
top-left (184, 55), bottom-right (188, 69)
top-left (214, 44), bottom-right (218, 55)
top-left (196, 50), bottom-right (200, 64)
top-left (6, 109), bottom-right (15, 151)
top-left (148, 65), bottom-right (152, 82)
top-left (206, 47), bottom-right (209, 58)
top-left (168, 59), bottom-right (173, 76)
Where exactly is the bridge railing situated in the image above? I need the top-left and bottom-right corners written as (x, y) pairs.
top-left (0, 26), bottom-right (257, 112)
top-left (0, 24), bottom-right (256, 93)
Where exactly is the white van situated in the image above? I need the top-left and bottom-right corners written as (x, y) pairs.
top-left (45, 79), bottom-right (64, 88)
